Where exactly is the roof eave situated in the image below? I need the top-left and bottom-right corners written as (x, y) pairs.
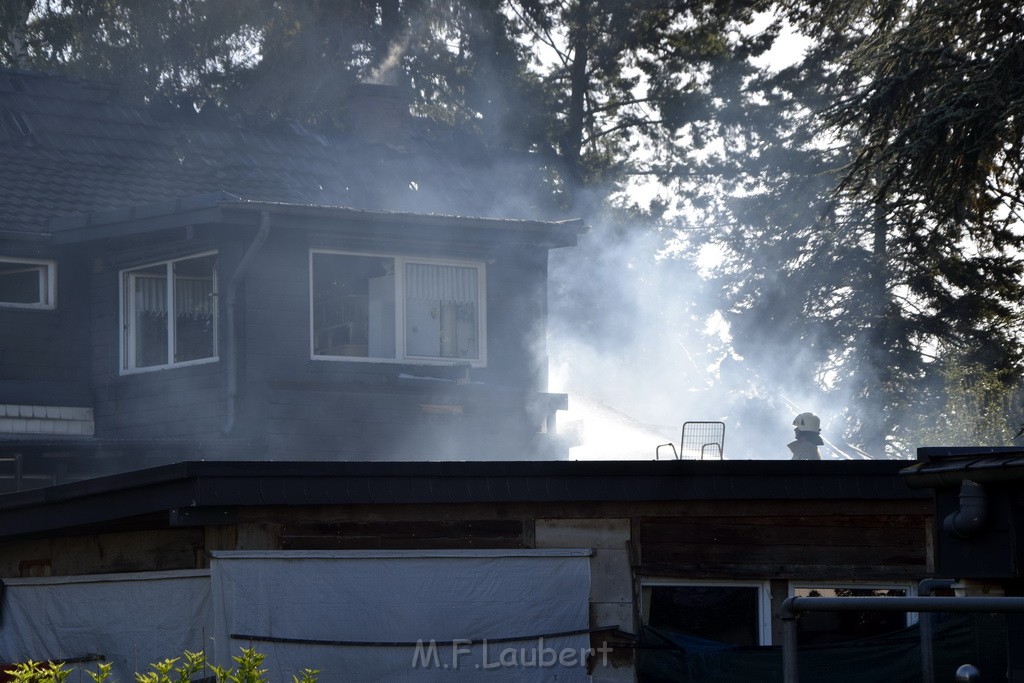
top-left (47, 195), bottom-right (588, 248)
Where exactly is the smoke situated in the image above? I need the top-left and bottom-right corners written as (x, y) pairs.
top-left (546, 218), bottom-right (868, 460)
top-left (368, 36), bottom-right (411, 85)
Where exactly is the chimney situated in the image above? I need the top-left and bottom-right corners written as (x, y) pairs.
top-left (345, 82), bottom-right (413, 146)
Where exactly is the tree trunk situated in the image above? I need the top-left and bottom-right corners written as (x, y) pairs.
top-left (561, 0), bottom-right (591, 196)
top-left (5, 0), bottom-right (34, 70)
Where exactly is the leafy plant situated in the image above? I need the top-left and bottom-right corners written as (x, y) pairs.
top-left (5, 647), bottom-right (317, 683)
top-left (208, 647), bottom-right (269, 683)
top-left (88, 662), bottom-right (113, 682)
top-left (3, 660), bottom-right (71, 683)
top-left (135, 651), bottom-right (206, 683)
top-left (291, 670), bottom-right (320, 683)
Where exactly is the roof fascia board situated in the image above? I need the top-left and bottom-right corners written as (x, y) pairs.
top-left (50, 206), bottom-right (225, 245)
top-left (46, 196), bottom-right (586, 248)
top-left (220, 203), bottom-right (586, 249)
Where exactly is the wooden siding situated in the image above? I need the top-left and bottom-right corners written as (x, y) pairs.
top-left (18, 219), bottom-right (556, 452)
top-left (0, 498), bottom-right (932, 582)
top-left (263, 380), bottom-right (557, 459)
top-left (88, 232), bottom-right (235, 441)
top-left (237, 231), bottom-right (557, 459)
top-left (637, 510), bottom-right (929, 580)
top-left (0, 249), bottom-right (91, 405)
top-left (0, 527), bottom-right (203, 577)
top-left (279, 519), bottom-right (525, 549)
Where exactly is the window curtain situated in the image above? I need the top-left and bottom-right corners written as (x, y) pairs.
top-left (134, 275), bottom-right (213, 317)
top-left (405, 263), bottom-right (477, 305)
top-left (175, 277), bottom-right (214, 319)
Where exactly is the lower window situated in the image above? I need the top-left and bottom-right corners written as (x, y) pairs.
top-left (121, 253), bottom-right (218, 372)
top-left (791, 584), bottom-right (912, 646)
top-left (641, 580), bottom-right (771, 646)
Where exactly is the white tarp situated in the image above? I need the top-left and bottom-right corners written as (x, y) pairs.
top-left (211, 549), bottom-right (593, 682)
top-left (0, 569), bottom-right (211, 680)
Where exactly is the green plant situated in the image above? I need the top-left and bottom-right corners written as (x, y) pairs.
top-left (3, 660), bottom-right (72, 683)
top-left (209, 647), bottom-right (269, 683)
top-left (291, 669), bottom-right (320, 683)
top-left (6, 647), bottom-right (317, 683)
top-left (87, 662), bottom-right (113, 682)
top-left (135, 651), bottom-right (206, 683)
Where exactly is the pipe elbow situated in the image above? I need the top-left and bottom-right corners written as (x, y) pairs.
top-left (943, 480), bottom-right (987, 539)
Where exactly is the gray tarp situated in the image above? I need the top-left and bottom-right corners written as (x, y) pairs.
top-left (211, 549), bottom-right (593, 682)
top-left (0, 569), bottom-right (211, 680)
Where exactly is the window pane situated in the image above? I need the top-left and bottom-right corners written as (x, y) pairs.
top-left (646, 585), bottom-right (760, 646)
top-left (0, 261), bottom-right (43, 304)
top-left (404, 262), bottom-right (479, 359)
top-left (794, 587), bottom-right (908, 645)
top-left (173, 254), bottom-right (217, 362)
top-left (312, 253), bottom-right (394, 358)
top-left (131, 265), bottom-right (168, 368)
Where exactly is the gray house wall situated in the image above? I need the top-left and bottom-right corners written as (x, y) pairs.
top-left (0, 245), bottom-right (91, 407)
top-left (87, 228), bottom-right (234, 443)
top-left (82, 220), bottom-right (562, 460)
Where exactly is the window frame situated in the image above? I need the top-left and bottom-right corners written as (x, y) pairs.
top-left (640, 578), bottom-right (773, 646)
top-left (788, 580), bottom-right (918, 630)
top-left (119, 251), bottom-right (219, 374)
top-left (309, 249), bottom-right (488, 367)
top-left (0, 257), bottom-right (56, 310)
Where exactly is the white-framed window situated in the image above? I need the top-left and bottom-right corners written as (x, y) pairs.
top-left (0, 257), bottom-right (55, 309)
top-left (120, 252), bottom-right (218, 373)
top-left (788, 581), bottom-right (916, 646)
top-left (310, 250), bottom-right (486, 366)
top-left (640, 578), bottom-right (772, 646)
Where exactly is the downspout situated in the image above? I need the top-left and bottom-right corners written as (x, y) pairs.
top-left (943, 480), bottom-right (988, 538)
top-left (223, 212), bottom-right (270, 434)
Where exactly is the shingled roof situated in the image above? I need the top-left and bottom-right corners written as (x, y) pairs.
top-left (0, 69), bottom-right (557, 235)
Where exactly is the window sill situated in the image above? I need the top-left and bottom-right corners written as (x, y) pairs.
top-left (120, 356), bottom-right (220, 376)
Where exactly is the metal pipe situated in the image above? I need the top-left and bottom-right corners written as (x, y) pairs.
top-left (919, 579), bottom-right (956, 683)
top-left (781, 613), bottom-right (799, 683)
top-left (223, 212), bottom-right (270, 434)
top-left (780, 595), bottom-right (1024, 683)
top-left (785, 596), bottom-right (1024, 614)
top-left (944, 480), bottom-right (988, 538)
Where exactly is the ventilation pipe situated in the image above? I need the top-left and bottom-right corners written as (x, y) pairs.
top-left (223, 212), bottom-right (270, 434)
top-left (943, 479), bottom-right (988, 539)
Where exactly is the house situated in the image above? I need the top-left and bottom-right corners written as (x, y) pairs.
top-left (0, 458), bottom-right (933, 681)
top-left (0, 69), bottom-right (585, 487)
top-left (0, 69), bottom-right (966, 682)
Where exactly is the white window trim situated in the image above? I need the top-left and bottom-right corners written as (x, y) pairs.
top-left (309, 249), bottom-right (487, 367)
top-left (119, 251), bottom-right (219, 374)
top-left (788, 580), bottom-right (918, 626)
top-left (640, 578), bottom-right (773, 646)
top-left (0, 257), bottom-right (56, 310)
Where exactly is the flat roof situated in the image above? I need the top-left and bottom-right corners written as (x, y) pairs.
top-left (0, 459), bottom-right (928, 540)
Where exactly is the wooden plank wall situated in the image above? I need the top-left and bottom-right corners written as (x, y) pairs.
top-left (0, 499), bottom-right (932, 583)
top-left (88, 236), bottom-right (235, 441)
top-left (263, 381), bottom-right (548, 459)
top-left (0, 250), bottom-right (91, 405)
top-left (637, 501), bottom-right (930, 580)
